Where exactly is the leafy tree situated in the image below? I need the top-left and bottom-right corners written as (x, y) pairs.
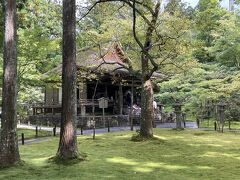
top-left (210, 12), bottom-right (240, 68)
top-left (17, 0), bottom-right (62, 85)
top-left (226, 92), bottom-right (240, 123)
top-left (80, 0), bottom-right (192, 137)
top-left (14, 0), bottom-right (62, 117)
top-left (165, 0), bottom-right (193, 16)
top-left (156, 61), bottom-right (240, 120)
top-left (0, 0), bottom-right (62, 111)
top-left (194, 0), bottom-right (227, 62)
top-left (0, 3), bottom-right (3, 51)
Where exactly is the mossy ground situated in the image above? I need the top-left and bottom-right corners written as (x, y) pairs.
top-left (17, 128), bottom-right (53, 140)
top-left (1, 129), bottom-right (240, 179)
top-left (199, 120), bottom-right (240, 130)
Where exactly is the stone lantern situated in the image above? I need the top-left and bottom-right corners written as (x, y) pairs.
top-left (157, 103), bottom-right (164, 123)
top-left (157, 103), bottom-right (164, 113)
top-left (173, 103), bottom-right (183, 129)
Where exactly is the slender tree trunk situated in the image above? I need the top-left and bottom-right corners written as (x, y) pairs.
top-left (140, 55), bottom-right (154, 138)
top-left (57, 0), bottom-right (78, 160)
top-left (138, 1), bottom-right (160, 138)
top-left (0, 0), bottom-right (20, 166)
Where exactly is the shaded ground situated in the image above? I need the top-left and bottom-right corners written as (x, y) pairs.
top-left (17, 128), bottom-right (52, 140)
top-left (3, 129), bottom-right (240, 180)
top-left (17, 122), bottom-right (240, 146)
top-left (18, 137), bottom-right (50, 145)
top-left (199, 120), bottom-right (240, 130)
top-left (17, 122), bottom-right (197, 136)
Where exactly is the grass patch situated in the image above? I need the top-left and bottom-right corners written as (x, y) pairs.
top-left (193, 132), bottom-right (207, 136)
top-left (1, 129), bottom-right (240, 179)
top-left (17, 128), bottom-right (53, 140)
top-left (172, 127), bottom-right (185, 131)
top-left (49, 153), bottom-right (86, 165)
top-left (200, 120), bottom-right (240, 130)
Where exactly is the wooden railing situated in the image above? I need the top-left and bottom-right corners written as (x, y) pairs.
top-left (78, 99), bottom-right (99, 106)
top-left (31, 99), bottom-right (115, 108)
top-left (28, 114), bottom-right (130, 128)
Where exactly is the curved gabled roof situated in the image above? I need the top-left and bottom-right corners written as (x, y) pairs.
top-left (76, 42), bottom-right (132, 77)
top-left (43, 42), bottom-right (166, 83)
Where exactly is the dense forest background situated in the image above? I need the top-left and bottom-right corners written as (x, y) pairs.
top-left (1, 0), bottom-right (240, 121)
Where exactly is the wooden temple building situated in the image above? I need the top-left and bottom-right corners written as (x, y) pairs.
top-left (29, 42), bottom-right (163, 127)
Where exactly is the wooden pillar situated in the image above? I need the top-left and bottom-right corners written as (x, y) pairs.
top-left (52, 88), bottom-right (55, 104)
top-left (104, 84), bottom-right (108, 98)
top-left (44, 87), bottom-right (47, 104)
top-left (79, 81), bottom-right (87, 116)
top-left (113, 89), bottom-right (118, 114)
top-left (130, 78), bottom-right (134, 131)
top-left (59, 87), bottom-right (62, 104)
top-left (119, 83), bottom-right (123, 115)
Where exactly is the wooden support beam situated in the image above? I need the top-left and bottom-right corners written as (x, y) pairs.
top-left (44, 87), bottom-right (46, 104)
top-left (119, 83), bottom-right (123, 115)
top-left (104, 84), bottom-right (108, 98)
top-left (79, 81), bottom-right (87, 116)
top-left (130, 78), bottom-right (134, 131)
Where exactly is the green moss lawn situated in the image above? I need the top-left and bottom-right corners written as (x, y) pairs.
top-left (199, 120), bottom-right (240, 130)
top-left (1, 129), bottom-right (240, 180)
top-left (17, 128), bottom-right (53, 140)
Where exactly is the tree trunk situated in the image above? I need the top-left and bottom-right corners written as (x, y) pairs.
top-left (175, 108), bottom-right (182, 129)
top-left (140, 55), bottom-right (154, 138)
top-left (140, 79), bottom-right (154, 138)
top-left (138, 2), bottom-right (160, 138)
top-left (0, 0), bottom-right (20, 167)
top-left (57, 0), bottom-right (78, 160)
